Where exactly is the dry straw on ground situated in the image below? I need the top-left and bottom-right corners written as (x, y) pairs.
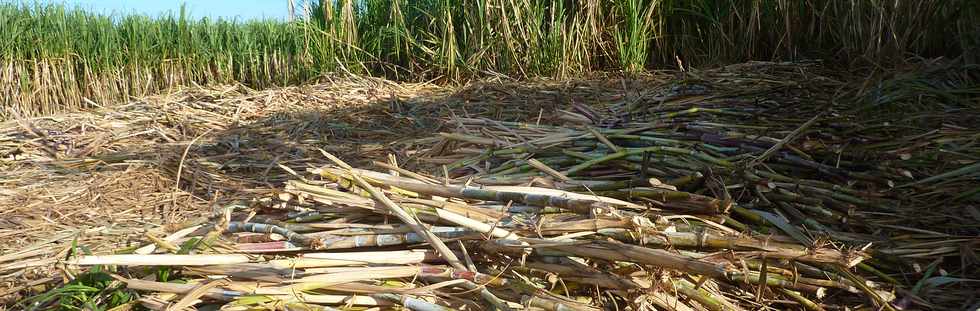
top-left (1, 62), bottom-right (978, 310)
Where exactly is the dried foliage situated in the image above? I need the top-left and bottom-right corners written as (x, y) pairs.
top-left (2, 62), bottom-right (978, 310)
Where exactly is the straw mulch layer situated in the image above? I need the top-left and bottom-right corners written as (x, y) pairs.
top-left (1, 62), bottom-right (978, 310)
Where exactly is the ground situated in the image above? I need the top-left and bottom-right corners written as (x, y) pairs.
top-left (1, 62), bottom-right (978, 309)
top-left (0, 73), bottom-right (610, 301)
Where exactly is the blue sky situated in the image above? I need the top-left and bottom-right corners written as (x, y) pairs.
top-left (52, 0), bottom-right (295, 20)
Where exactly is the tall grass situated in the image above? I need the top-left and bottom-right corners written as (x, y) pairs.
top-left (1, 0), bottom-right (977, 118)
top-left (0, 3), bottom-right (323, 117)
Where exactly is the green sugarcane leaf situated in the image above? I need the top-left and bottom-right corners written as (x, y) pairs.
top-left (901, 162), bottom-right (980, 187)
top-left (754, 210), bottom-right (813, 246)
top-left (922, 276), bottom-right (980, 288)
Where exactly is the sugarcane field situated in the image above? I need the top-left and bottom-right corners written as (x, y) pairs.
top-left (1, 1), bottom-right (979, 311)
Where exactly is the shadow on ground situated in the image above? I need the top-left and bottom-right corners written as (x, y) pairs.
top-left (154, 75), bottom-right (652, 205)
